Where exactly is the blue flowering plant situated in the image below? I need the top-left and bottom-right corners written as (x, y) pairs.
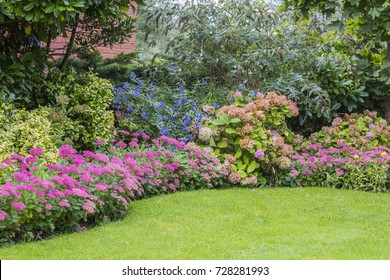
top-left (112, 71), bottom-right (209, 141)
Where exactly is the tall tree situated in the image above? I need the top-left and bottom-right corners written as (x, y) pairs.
top-left (0, 0), bottom-right (143, 104)
top-left (283, 0), bottom-right (390, 119)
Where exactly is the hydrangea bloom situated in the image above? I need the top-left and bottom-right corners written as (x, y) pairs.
top-left (254, 149), bottom-right (265, 159)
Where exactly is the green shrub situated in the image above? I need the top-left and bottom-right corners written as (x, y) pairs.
top-left (64, 50), bottom-right (142, 85)
top-left (44, 68), bottom-right (115, 149)
top-left (0, 108), bottom-right (59, 163)
top-left (200, 91), bottom-right (299, 186)
top-left (304, 110), bottom-right (390, 151)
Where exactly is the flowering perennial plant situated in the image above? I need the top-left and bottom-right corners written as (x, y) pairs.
top-left (112, 72), bottom-right (208, 142)
top-left (305, 110), bottom-right (390, 151)
top-left (201, 91), bottom-right (298, 185)
top-left (0, 133), bottom-right (227, 245)
top-left (289, 142), bottom-right (390, 192)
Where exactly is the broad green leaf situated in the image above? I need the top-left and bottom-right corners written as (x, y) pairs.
top-left (217, 140), bottom-right (228, 148)
top-left (44, 5), bottom-right (56, 14)
top-left (25, 12), bottom-right (34, 21)
top-left (350, 0), bottom-right (360, 6)
top-left (212, 119), bottom-right (226, 126)
top-left (259, 176), bottom-right (267, 185)
top-left (237, 170), bottom-right (247, 178)
top-left (209, 137), bottom-right (216, 147)
top-left (220, 114), bottom-right (229, 123)
top-left (368, 8), bottom-right (381, 19)
top-left (225, 128), bottom-right (236, 134)
top-left (230, 118), bottom-right (241, 123)
top-left (247, 161), bottom-right (257, 173)
top-left (23, 2), bottom-right (35, 12)
top-left (243, 154), bottom-right (249, 164)
top-left (234, 148), bottom-right (242, 159)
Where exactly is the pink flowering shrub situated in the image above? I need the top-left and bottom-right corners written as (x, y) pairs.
top-left (304, 110), bottom-right (390, 151)
top-left (288, 142), bottom-right (390, 192)
top-left (201, 91), bottom-right (299, 185)
top-left (0, 133), bottom-right (227, 245)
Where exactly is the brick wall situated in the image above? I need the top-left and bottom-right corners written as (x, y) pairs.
top-left (50, 6), bottom-right (136, 58)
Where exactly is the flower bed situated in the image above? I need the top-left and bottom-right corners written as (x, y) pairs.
top-left (288, 143), bottom-right (390, 192)
top-left (0, 133), bottom-right (227, 245)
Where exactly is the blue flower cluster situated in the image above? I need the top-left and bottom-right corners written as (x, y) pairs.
top-left (112, 72), bottom-right (207, 141)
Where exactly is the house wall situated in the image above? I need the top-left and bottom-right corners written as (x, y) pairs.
top-left (50, 6), bottom-right (136, 58)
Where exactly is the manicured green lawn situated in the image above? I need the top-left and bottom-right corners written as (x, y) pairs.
top-left (1, 187), bottom-right (389, 260)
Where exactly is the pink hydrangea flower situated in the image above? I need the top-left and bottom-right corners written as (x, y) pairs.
top-left (254, 149), bottom-right (265, 159)
top-left (45, 204), bottom-right (53, 211)
top-left (94, 153), bottom-right (109, 163)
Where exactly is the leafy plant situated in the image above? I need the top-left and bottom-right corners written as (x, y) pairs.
top-left (44, 68), bottom-right (115, 149)
top-left (305, 110), bottom-right (390, 151)
top-left (112, 70), bottom-right (211, 141)
top-left (0, 108), bottom-right (59, 163)
top-left (201, 91), bottom-right (299, 185)
top-left (289, 144), bottom-right (390, 192)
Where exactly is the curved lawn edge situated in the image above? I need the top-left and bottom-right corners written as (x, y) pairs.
top-left (0, 187), bottom-right (389, 260)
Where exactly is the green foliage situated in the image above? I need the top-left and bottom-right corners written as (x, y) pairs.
top-left (65, 50), bottom-right (142, 85)
top-left (44, 68), bottom-right (115, 149)
top-left (0, 0), bottom-right (142, 105)
top-left (283, 0), bottom-right (390, 42)
top-left (139, 0), bottom-right (376, 133)
top-left (305, 110), bottom-right (390, 151)
top-left (283, 0), bottom-right (390, 118)
top-left (0, 108), bottom-right (58, 162)
top-left (201, 91), bottom-right (299, 185)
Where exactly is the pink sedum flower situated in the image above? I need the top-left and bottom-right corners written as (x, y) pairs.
top-left (59, 145), bottom-right (76, 158)
top-left (58, 200), bottom-right (71, 207)
top-left (116, 141), bottom-right (127, 149)
top-left (0, 210), bottom-right (8, 221)
top-left (11, 202), bottom-right (26, 211)
top-left (29, 148), bottom-right (43, 156)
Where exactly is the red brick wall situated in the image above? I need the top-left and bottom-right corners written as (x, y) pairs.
top-left (50, 6), bottom-right (136, 58)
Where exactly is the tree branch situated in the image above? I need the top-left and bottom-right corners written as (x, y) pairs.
top-left (59, 14), bottom-right (80, 70)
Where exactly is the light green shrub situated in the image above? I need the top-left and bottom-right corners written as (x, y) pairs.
top-left (45, 68), bottom-right (115, 149)
top-left (0, 108), bottom-right (58, 162)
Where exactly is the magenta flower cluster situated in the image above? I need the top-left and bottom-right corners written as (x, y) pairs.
top-left (0, 134), bottom-right (227, 243)
top-left (289, 141), bottom-right (390, 191)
